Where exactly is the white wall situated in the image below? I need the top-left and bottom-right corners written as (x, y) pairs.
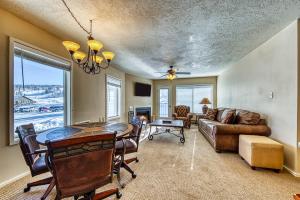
top-left (218, 20), bottom-right (299, 172)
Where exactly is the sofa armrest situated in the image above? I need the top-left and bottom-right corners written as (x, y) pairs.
top-left (214, 124), bottom-right (271, 136)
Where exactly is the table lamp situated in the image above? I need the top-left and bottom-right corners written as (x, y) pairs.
top-left (199, 98), bottom-right (211, 114)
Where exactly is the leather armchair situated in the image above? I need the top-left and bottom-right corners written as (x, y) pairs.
top-left (16, 124), bottom-right (54, 200)
top-left (172, 105), bottom-right (193, 128)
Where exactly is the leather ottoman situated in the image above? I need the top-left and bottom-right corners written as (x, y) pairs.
top-left (239, 135), bottom-right (284, 172)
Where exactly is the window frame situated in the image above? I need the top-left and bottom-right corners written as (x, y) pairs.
top-left (9, 37), bottom-right (72, 145)
top-left (106, 75), bottom-right (122, 120)
top-left (175, 84), bottom-right (214, 113)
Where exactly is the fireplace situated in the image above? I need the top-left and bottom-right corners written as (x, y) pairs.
top-left (135, 107), bottom-right (151, 123)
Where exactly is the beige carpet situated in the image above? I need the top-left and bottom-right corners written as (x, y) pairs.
top-left (1, 125), bottom-right (300, 200)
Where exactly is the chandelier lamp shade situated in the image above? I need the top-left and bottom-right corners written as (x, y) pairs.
top-left (61, 0), bottom-right (115, 74)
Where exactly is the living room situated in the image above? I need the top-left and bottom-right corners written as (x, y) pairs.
top-left (1, 1), bottom-right (300, 200)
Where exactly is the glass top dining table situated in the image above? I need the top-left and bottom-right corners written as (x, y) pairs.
top-left (36, 122), bottom-right (133, 145)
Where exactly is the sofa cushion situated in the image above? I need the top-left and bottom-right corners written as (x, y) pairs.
top-left (216, 108), bottom-right (225, 122)
top-left (236, 110), bottom-right (260, 125)
top-left (204, 108), bottom-right (217, 120)
top-left (220, 109), bottom-right (236, 124)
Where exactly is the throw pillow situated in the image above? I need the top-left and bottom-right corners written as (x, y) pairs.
top-left (221, 109), bottom-right (235, 124)
top-left (204, 108), bottom-right (217, 120)
top-left (236, 110), bottom-right (260, 125)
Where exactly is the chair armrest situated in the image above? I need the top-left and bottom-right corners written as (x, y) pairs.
top-left (35, 148), bottom-right (47, 154)
top-left (172, 113), bottom-right (178, 118)
top-left (214, 124), bottom-right (271, 136)
top-left (187, 113), bottom-right (193, 120)
top-left (118, 135), bottom-right (136, 140)
top-left (26, 148), bottom-right (47, 156)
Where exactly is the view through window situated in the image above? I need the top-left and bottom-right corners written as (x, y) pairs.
top-left (176, 85), bottom-right (213, 113)
top-left (106, 76), bottom-right (121, 118)
top-left (11, 42), bottom-right (71, 143)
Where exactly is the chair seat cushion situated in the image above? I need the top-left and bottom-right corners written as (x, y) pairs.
top-left (176, 117), bottom-right (188, 120)
top-left (32, 154), bottom-right (49, 174)
top-left (115, 139), bottom-right (137, 155)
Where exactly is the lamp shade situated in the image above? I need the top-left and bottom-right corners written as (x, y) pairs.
top-left (62, 41), bottom-right (80, 53)
top-left (73, 51), bottom-right (86, 62)
top-left (200, 98), bottom-right (211, 104)
top-left (87, 39), bottom-right (103, 52)
top-left (92, 55), bottom-right (103, 64)
top-left (102, 51), bottom-right (115, 61)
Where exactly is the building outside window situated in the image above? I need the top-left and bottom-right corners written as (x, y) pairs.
top-left (10, 39), bottom-right (71, 144)
top-left (106, 75), bottom-right (121, 119)
top-left (176, 85), bottom-right (213, 113)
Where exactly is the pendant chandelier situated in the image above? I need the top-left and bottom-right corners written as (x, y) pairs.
top-left (61, 0), bottom-right (114, 74)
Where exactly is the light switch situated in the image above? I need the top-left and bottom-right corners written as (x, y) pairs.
top-left (269, 91), bottom-right (274, 99)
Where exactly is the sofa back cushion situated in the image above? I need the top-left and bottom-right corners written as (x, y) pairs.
top-left (220, 109), bottom-right (236, 124)
top-left (235, 110), bottom-right (260, 125)
top-left (216, 108), bottom-right (226, 122)
top-left (204, 108), bottom-right (218, 120)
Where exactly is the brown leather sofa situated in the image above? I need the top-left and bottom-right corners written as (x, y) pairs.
top-left (198, 108), bottom-right (271, 152)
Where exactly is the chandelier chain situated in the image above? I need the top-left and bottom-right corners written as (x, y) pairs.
top-left (61, 0), bottom-right (91, 35)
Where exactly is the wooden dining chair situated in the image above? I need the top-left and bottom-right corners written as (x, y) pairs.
top-left (45, 133), bottom-right (121, 200)
top-left (115, 117), bottom-right (143, 187)
top-left (16, 124), bottom-right (55, 200)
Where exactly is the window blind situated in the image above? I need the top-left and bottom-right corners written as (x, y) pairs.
top-left (14, 42), bottom-right (71, 71)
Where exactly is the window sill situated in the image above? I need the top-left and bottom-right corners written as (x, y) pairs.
top-left (108, 116), bottom-right (121, 121)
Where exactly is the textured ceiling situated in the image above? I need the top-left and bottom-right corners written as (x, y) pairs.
top-left (1, 0), bottom-right (300, 78)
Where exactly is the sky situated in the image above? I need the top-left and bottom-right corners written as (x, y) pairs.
top-left (14, 56), bottom-right (64, 85)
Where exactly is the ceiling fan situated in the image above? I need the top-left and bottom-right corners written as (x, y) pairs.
top-left (156, 66), bottom-right (191, 80)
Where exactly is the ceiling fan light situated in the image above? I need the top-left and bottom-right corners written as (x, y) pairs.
top-left (87, 39), bottom-right (103, 53)
top-left (167, 74), bottom-right (176, 80)
top-left (62, 41), bottom-right (80, 54)
top-left (102, 51), bottom-right (115, 62)
top-left (73, 51), bottom-right (86, 62)
top-left (92, 56), bottom-right (103, 64)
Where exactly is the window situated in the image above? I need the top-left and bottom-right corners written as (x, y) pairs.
top-left (106, 76), bottom-right (121, 119)
top-left (9, 39), bottom-right (71, 144)
top-left (176, 85), bottom-right (213, 113)
top-left (159, 88), bottom-right (169, 117)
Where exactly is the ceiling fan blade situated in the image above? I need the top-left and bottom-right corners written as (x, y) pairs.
top-left (160, 74), bottom-right (168, 78)
top-left (176, 72), bottom-right (191, 75)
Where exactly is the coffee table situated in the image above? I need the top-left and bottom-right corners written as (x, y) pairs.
top-left (148, 119), bottom-right (185, 143)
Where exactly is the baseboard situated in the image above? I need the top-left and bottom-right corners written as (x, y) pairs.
top-left (284, 165), bottom-right (300, 177)
top-left (0, 171), bottom-right (30, 189)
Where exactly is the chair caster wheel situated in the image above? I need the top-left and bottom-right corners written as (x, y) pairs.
top-left (136, 159), bottom-right (139, 163)
top-left (132, 174), bottom-right (137, 179)
top-left (121, 184), bottom-right (125, 189)
top-left (116, 192), bottom-right (122, 199)
top-left (24, 186), bottom-right (30, 193)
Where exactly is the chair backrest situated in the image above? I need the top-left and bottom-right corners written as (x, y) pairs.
top-left (15, 124), bottom-right (40, 167)
top-left (45, 133), bottom-right (116, 198)
top-left (175, 105), bottom-right (190, 117)
top-left (130, 117), bottom-right (143, 149)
